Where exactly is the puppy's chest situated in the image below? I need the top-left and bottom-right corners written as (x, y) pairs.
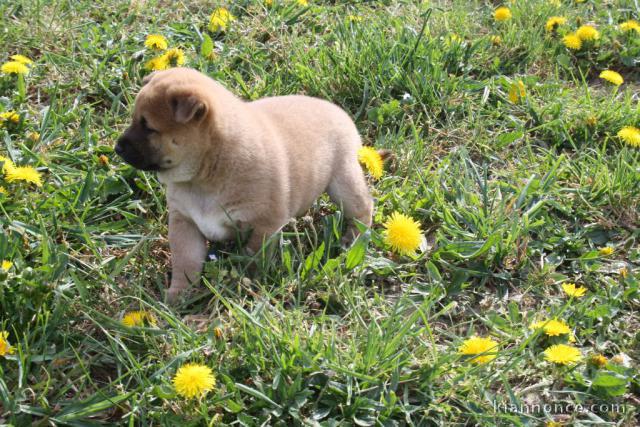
top-left (169, 190), bottom-right (234, 242)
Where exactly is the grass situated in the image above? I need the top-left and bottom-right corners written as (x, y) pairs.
top-left (0, 0), bottom-right (639, 425)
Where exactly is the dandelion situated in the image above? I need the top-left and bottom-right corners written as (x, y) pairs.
top-left (122, 310), bottom-right (157, 327)
top-left (576, 25), bottom-right (599, 41)
top-left (545, 16), bottom-right (567, 32)
top-left (10, 54), bottom-right (32, 66)
top-left (619, 20), bottom-right (640, 34)
top-left (1, 260), bottom-right (12, 270)
top-left (619, 267), bottom-right (628, 278)
top-left (617, 126), bottom-right (640, 147)
top-left (599, 70), bottom-right (623, 86)
top-left (163, 48), bottom-right (185, 67)
top-left (27, 131), bottom-right (40, 142)
top-left (0, 187), bottom-right (6, 195)
top-left (5, 165), bottom-right (43, 187)
top-left (598, 246), bottom-right (614, 256)
top-left (0, 111), bottom-right (20, 125)
top-left (265, 0), bottom-right (273, 6)
top-left (98, 154), bottom-right (109, 166)
top-left (611, 353), bottom-right (631, 367)
top-left (383, 212), bottom-right (423, 256)
top-left (1, 61), bottom-right (29, 75)
top-left (357, 146), bottom-right (383, 180)
top-left (545, 422), bottom-right (563, 427)
top-left (544, 344), bottom-right (581, 365)
top-left (347, 15), bottom-right (363, 23)
top-left (145, 55), bottom-right (170, 71)
top-left (563, 33), bottom-right (582, 50)
top-left (209, 7), bottom-right (235, 32)
top-left (297, 0), bottom-right (309, 5)
top-left (490, 35), bottom-right (502, 45)
top-left (589, 354), bottom-right (607, 368)
top-left (530, 319), bottom-right (571, 336)
top-left (173, 363), bottom-right (216, 398)
top-left (213, 326), bottom-right (223, 339)
top-left (584, 115), bottom-right (598, 127)
top-left (0, 331), bottom-right (14, 357)
top-left (0, 155), bottom-right (15, 172)
top-left (144, 34), bottom-right (168, 51)
top-left (562, 283), bottom-right (586, 298)
top-left (458, 336), bottom-right (499, 364)
top-left (494, 7), bottom-right (512, 22)
top-left (508, 80), bottom-right (526, 103)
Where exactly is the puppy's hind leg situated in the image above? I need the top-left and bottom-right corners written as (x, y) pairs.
top-left (327, 160), bottom-right (373, 245)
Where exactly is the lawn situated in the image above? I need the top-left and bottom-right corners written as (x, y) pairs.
top-left (0, 0), bottom-right (639, 425)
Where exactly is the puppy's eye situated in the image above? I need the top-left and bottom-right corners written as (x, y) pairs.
top-left (140, 116), bottom-right (158, 134)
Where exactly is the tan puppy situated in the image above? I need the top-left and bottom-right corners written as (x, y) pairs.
top-left (116, 68), bottom-right (372, 303)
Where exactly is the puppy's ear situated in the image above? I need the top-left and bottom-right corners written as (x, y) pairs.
top-left (170, 93), bottom-right (207, 124)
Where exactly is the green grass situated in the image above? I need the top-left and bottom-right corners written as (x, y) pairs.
top-left (1, 0), bottom-right (639, 425)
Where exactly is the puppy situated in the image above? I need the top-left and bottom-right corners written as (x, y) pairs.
top-left (116, 68), bottom-right (373, 304)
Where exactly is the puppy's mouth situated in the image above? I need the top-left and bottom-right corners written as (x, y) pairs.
top-left (115, 138), bottom-right (166, 172)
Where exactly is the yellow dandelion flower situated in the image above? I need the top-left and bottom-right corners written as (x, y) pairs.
top-left (10, 54), bottom-right (33, 65)
top-left (563, 33), bottom-right (582, 50)
top-left (545, 422), bottom-right (563, 427)
top-left (163, 48), bottom-right (185, 67)
top-left (5, 165), bottom-right (43, 187)
top-left (458, 336), bottom-right (499, 364)
top-left (619, 20), bottom-right (640, 33)
top-left (209, 7), bottom-right (235, 32)
top-left (122, 310), bottom-right (157, 327)
top-left (530, 319), bottom-right (571, 336)
top-left (545, 16), bottom-right (567, 32)
top-left (590, 354), bottom-right (607, 368)
top-left (619, 267), bottom-right (628, 278)
top-left (576, 25), bottom-right (599, 41)
top-left (599, 70), bottom-right (623, 86)
top-left (144, 34), bottom-right (168, 51)
top-left (598, 246), bottom-right (614, 256)
top-left (173, 363), bottom-right (216, 398)
top-left (0, 111), bottom-right (20, 124)
top-left (145, 55), bottom-right (170, 71)
top-left (0, 186), bottom-right (6, 195)
top-left (0, 331), bottom-right (15, 357)
top-left (213, 326), bottom-right (223, 339)
top-left (544, 344), bottom-right (581, 365)
top-left (611, 353), bottom-right (631, 367)
top-left (1, 61), bottom-right (29, 75)
top-left (0, 155), bottom-right (15, 172)
top-left (357, 146), bottom-right (383, 180)
top-left (383, 212), bottom-right (423, 256)
top-left (27, 131), bottom-right (40, 142)
top-left (297, 0), bottom-right (309, 5)
top-left (494, 7), bottom-right (512, 22)
top-left (562, 283), bottom-right (587, 298)
top-left (490, 35), bottom-right (502, 45)
top-left (617, 126), bottom-right (640, 147)
top-left (347, 15), bottom-right (363, 23)
top-left (1, 260), bottom-right (12, 270)
top-left (585, 115), bottom-right (597, 127)
top-left (98, 154), bottom-right (109, 166)
top-left (265, 0), bottom-right (273, 6)
top-left (508, 80), bottom-right (526, 103)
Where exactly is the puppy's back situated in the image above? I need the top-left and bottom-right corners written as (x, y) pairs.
top-left (248, 95), bottom-right (362, 216)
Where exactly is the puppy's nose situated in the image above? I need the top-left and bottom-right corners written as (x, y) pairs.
top-left (115, 137), bottom-right (129, 155)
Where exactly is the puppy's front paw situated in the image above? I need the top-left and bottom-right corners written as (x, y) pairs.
top-left (165, 286), bottom-right (184, 306)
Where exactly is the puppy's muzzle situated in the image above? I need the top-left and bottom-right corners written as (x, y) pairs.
top-left (115, 135), bottom-right (160, 172)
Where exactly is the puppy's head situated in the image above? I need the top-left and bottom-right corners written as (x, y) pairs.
top-left (115, 68), bottom-right (212, 182)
